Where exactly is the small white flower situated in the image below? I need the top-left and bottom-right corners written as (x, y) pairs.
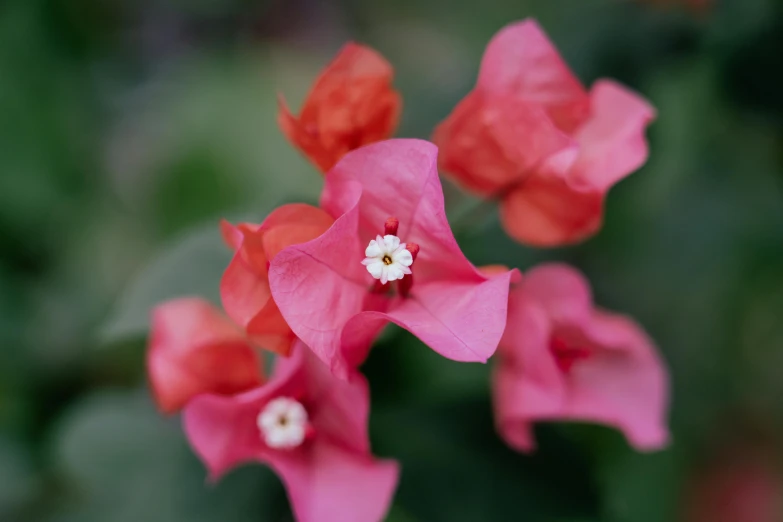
top-left (361, 234), bottom-right (413, 284)
top-left (257, 397), bottom-right (308, 449)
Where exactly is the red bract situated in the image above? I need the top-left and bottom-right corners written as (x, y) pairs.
top-left (434, 19), bottom-right (655, 246)
top-left (268, 139), bottom-right (518, 378)
top-left (220, 204), bottom-right (334, 356)
top-left (493, 264), bottom-right (669, 451)
top-left (278, 43), bottom-right (402, 173)
top-left (147, 298), bottom-right (264, 414)
top-left (184, 343), bottom-right (399, 522)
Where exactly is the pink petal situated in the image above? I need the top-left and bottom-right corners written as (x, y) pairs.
top-left (182, 347), bottom-right (306, 480)
top-left (493, 296), bottom-right (565, 452)
top-left (270, 444), bottom-right (399, 522)
top-left (337, 272), bottom-right (516, 372)
top-left (274, 139), bottom-right (517, 373)
top-left (321, 138), bottom-right (487, 283)
top-left (477, 19), bottom-right (590, 133)
top-left (268, 203), bottom-right (369, 375)
top-left (492, 264), bottom-right (670, 452)
top-left (294, 344), bottom-right (372, 454)
top-left (321, 139), bottom-right (442, 243)
top-left (519, 263), bottom-right (593, 324)
top-left (432, 91), bottom-right (576, 196)
top-left (182, 344), bottom-right (367, 474)
top-left (182, 390), bottom-right (265, 480)
top-left (568, 80), bottom-right (656, 191)
top-left (564, 310), bottom-right (670, 451)
top-left (147, 298), bottom-right (263, 414)
top-left (499, 175), bottom-right (604, 246)
top-left (183, 343), bottom-right (399, 521)
top-left (385, 274), bottom-right (515, 363)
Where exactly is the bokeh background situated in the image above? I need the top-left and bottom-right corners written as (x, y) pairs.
top-left (2, 0), bottom-right (783, 520)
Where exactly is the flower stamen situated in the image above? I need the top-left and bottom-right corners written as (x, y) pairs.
top-left (362, 233), bottom-right (413, 285)
top-left (550, 337), bottom-right (591, 373)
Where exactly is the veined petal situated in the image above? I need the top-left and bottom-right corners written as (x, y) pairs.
top-left (269, 200), bottom-right (368, 374)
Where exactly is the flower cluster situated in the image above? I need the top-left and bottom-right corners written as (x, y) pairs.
top-left (146, 19), bottom-right (669, 522)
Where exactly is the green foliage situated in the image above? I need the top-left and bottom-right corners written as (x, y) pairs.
top-left (99, 224), bottom-right (230, 344)
top-left (48, 390), bottom-right (288, 522)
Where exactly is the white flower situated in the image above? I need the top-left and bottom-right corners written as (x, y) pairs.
top-left (257, 397), bottom-right (308, 449)
top-left (361, 234), bottom-right (413, 284)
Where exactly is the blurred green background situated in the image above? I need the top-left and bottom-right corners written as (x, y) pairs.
top-left (2, 0), bottom-right (782, 520)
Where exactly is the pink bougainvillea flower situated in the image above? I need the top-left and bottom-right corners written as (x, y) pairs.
top-left (220, 204), bottom-right (334, 357)
top-left (147, 297), bottom-right (264, 414)
top-left (278, 43), bottom-right (402, 173)
top-left (493, 263), bottom-right (669, 451)
top-left (184, 342), bottom-right (399, 522)
top-left (267, 139), bottom-right (517, 377)
top-left (433, 19), bottom-right (656, 247)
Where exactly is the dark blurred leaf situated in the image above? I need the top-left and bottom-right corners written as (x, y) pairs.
top-left (106, 51), bottom-right (324, 239)
top-left (598, 447), bottom-right (684, 522)
top-left (48, 389), bottom-right (288, 522)
top-left (370, 398), bottom-right (600, 522)
top-left (0, 436), bottom-right (38, 520)
top-left (98, 223), bottom-right (230, 344)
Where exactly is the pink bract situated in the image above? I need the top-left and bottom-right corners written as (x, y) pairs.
top-left (434, 19), bottom-right (656, 247)
top-left (183, 343), bottom-right (399, 522)
top-left (493, 263), bottom-right (670, 451)
top-left (267, 139), bottom-right (518, 377)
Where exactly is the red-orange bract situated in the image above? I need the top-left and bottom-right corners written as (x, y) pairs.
top-left (278, 43), bottom-right (402, 173)
top-left (147, 298), bottom-right (264, 414)
top-left (221, 204), bottom-right (335, 357)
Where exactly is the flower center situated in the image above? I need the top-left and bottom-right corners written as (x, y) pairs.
top-left (361, 217), bottom-right (420, 296)
top-left (362, 234), bottom-right (414, 284)
top-left (550, 336), bottom-right (591, 374)
top-left (257, 397), bottom-right (308, 449)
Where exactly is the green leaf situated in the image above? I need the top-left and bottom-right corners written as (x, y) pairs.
top-left (48, 389), bottom-right (288, 522)
top-left (97, 223), bottom-right (230, 345)
top-left (597, 448), bottom-right (684, 522)
top-left (371, 399), bottom-right (600, 522)
top-left (106, 50), bottom-right (324, 239)
top-left (0, 436), bottom-right (38, 519)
